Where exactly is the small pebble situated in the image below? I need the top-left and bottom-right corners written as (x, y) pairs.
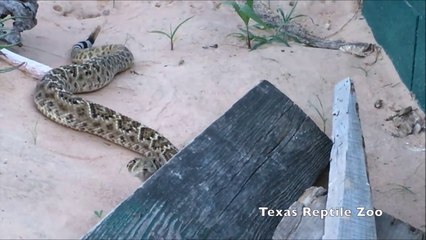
top-left (325, 20), bottom-right (331, 30)
top-left (202, 44), bottom-right (218, 49)
top-left (52, 4), bottom-right (62, 12)
top-left (374, 99), bottom-right (384, 109)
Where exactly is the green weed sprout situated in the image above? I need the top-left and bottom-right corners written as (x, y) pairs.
top-left (228, 28), bottom-right (289, 50)
top-left (227, 0), bottom-right (311, 50)
top-left (308, 94), bottom-right (328, 133)
top-left (94, 210), bottom-right (104, 219)
top-left (226, 0), bottom-right (269, 49)
top-left (250, 1), bottom-right (308, 50)
top-left (276, 1), bottom-right (307, 24)
top-left (149, 16), bottom-right (194, 50)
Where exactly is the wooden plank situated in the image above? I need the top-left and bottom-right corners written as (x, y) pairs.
top-left (82, 80), bottom-right (332, 239)
top-left (323, 78), bottom-right (377, 239)
top-left (273, 186), bottom-right (327, 240)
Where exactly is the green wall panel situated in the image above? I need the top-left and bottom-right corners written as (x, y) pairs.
top-left (409, 0), bottom-right (425, 14)
top-left (413, 14), bottom-right (425, 110)
top-left (363, 0), bottom-right (425, 110)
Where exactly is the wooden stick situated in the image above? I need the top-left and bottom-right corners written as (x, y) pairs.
top-left (323, 78), bottom-right (377, 239)
top-left (0, 48), bottom-right (51, 79)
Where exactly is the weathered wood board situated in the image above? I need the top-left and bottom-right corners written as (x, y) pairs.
top-left (272, 78), bottom-right (425, 239)
top-left (273, 186), bottom-right (328, 240)
top-left (323, 78), bottom-right (377, 239)
top-left (82, 80), bottom-right (332, 239)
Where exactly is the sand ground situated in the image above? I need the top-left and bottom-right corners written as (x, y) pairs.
top-left (0, 1), bottom-right (425, 238)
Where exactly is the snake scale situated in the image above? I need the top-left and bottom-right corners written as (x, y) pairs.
top-left (34, 26), bottom-right (177, 181)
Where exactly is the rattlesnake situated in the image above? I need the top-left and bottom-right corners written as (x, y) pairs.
top-left (253, 1), bottom-right (381, 64)
top-left (34, 26), bottom-right (177, 181)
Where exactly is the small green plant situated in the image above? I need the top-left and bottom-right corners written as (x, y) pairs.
top-left (226, 0), bottom-right (269, 49)
top-left (94, 210), bottom-right (104, 219)
top-left (149, 16), bottom-right (194, 50)
top-left (227, 0), bottom-right (311, 50)
top-left (228, 28), bottom-right (289, 50)
top-left (250, 1), bottom-right (308, 49)
top-left (276, 1), bottom-right (307, 24)
top-left (308, 94), bottom-right (328, 133)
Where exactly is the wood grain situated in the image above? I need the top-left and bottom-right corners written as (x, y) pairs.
top-left (82, 80), bottom-right (332, 239)
top-left (323, 78), bottom-right (377, 239)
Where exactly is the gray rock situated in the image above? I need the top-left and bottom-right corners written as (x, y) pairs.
top-left (0, 0), bottom-right (38, 45)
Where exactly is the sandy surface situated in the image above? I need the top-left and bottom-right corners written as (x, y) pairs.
top-left (0, 1), bottom-right (424, 238)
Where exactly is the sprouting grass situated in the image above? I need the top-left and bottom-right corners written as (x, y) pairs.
top-left (227, 0), bottom-right (311, 50)
top-left (308, 94), bottom-right (328, 133)
top-left (276, 1), bottom-right (307, 24)
top-left (227, 0), bottom-right (256, 49)
top-left (94, 210), bottom-right (104, 219)
top-left (252, 1), bottom-right (309, 49)
top-left (228, 29), bottom-right (290, 50)
top-left (226, 0), bottom-right (270, 49)
top-left (149, 16), bottom-right (194, 50)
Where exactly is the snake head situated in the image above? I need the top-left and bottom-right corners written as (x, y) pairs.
top-left (127, 157), bottom-right (159, 182)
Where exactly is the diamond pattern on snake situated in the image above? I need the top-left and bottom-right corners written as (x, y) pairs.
top-left (34, 26), bottom-right (177, 181)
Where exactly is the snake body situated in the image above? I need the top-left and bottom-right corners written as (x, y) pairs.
top-left (253, 1), bottom-right (381, 64)
top-left (34, 27), bottom-right (177, 181)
